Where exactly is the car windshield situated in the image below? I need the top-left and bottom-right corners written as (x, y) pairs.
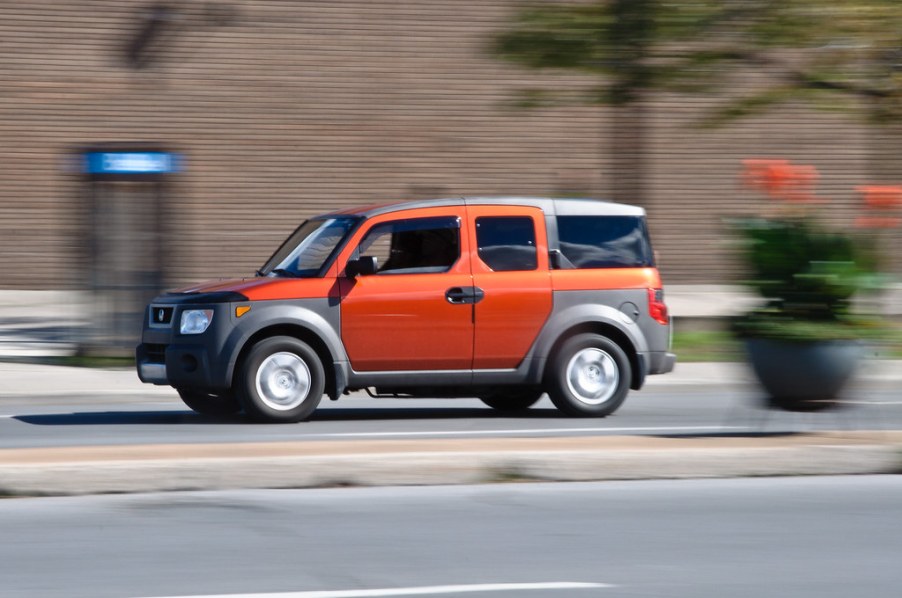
top-left (258, 217), bottom-right (359, 278)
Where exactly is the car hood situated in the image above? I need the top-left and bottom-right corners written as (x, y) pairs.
top-left (172, 278), bottom-right (263, 295)
top-left (167, 276), bottom-right (337, 302)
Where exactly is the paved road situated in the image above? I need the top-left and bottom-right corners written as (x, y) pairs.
top-left (1, 476), bottom-right (901, 598)
top-left (2, 381), bottom-right (901, 449)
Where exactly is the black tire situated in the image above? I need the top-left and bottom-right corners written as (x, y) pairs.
top-left (237, 336), bottom-right (325, 423)
top-left (479, 388), bottom-right (543, 413)
top-left (177, 388), bottom-right (241, 416)
top-left (546, 333), bottom-right (631, 417)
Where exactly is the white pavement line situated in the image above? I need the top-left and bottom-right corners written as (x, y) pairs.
top-left (306, 426), bottom-right (745, 439)
top-left (133, 582), bottom-right (612, 598)
top-left (0, 390), bottom-right (175, 398)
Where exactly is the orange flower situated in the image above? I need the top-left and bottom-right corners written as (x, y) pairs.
top-left (742, 158), bottom-right (820, 202)
top-left (858, 185), bottom-right (902, 210)
top-left (855, 186), bottom-right (902, 229)
top-left (855, 216), bottom-right (901, 229)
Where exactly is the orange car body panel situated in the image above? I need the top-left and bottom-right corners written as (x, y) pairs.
top-left (550, 267), bottom-right (662, 292)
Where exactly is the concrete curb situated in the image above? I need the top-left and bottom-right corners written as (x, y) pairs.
top-left (1, 433), bottom-right (899, 496)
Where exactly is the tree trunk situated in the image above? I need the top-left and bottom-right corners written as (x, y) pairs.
top-left (866, 121), bottom-right (902, 276)
top-left (609, 100), bottom-right (648, 208)
top-left (867, 122), bottom-right (902, 185)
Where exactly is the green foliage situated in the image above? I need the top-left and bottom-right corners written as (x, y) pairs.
top-left (732, 310), bottom-right (881, 342)
top-left (730, 216), bottom-right (887, 341)
top-left (735, 218), bottom-right (866, 315)
top-left (490, 0), bottom-right (718, 105)
top-left (692, 0), bottom-right (902, 123)
top-left (491, 0), bottom-right (902, 122)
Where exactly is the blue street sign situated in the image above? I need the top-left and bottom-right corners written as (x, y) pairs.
top-left (83, 151), bottom-right (181, 175)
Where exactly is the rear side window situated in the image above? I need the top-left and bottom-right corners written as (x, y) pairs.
top-left (357, 216), bottom-right (460, 274)
top-left (476, 216), bottom-right (538, 271)
top-left (557, 216), bottom-right (654, 269)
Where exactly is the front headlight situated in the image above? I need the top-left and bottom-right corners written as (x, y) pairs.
top-left (180, 309), bottom-right (214, 335)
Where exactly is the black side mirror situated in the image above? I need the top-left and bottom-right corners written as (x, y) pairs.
top-left (346, 256), bottom-right (378, 278)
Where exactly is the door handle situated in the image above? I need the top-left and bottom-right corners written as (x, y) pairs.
top-left (445, 287), bottom-right (486, 305)
top-left (445, 287), bottom-right (472, 304)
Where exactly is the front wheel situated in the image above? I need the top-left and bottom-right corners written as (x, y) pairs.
top-left (237, 336), bottom-right (325, 423)
top-left (546, 333), bottom-right (631, 417)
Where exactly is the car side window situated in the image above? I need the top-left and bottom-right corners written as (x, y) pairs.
top-left (556, 215), bottom-right (655, 269)
top-left (475, 216), bottom-right (538, 272)
top-left (357, 216), bottom-right (460, 274)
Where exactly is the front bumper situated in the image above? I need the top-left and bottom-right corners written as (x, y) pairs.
top-left (137, 361), bottom-right (167, 384)
top-left (136, 299), bottom-right (236, 391)
top-left (136, 340), bottom-right (225, 389)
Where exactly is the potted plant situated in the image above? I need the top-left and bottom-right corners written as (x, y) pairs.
top-left (731, 159), bottom-right (895, 411)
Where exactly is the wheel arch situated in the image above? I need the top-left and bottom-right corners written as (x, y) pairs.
top-left (532, 302), bottom-right (648, 391)
top-left (222, 304), bottom-right (349, 400)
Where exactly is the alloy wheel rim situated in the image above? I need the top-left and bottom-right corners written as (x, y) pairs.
top-left (255, 352), bottom-right (311, 411)
top-left (565, 348), bottom-right (619, 405)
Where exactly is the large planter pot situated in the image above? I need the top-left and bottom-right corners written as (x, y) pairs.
top-left (743, 338), bottom-right (863, 411)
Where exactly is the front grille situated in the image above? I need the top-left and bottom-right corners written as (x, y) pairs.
top-left (149, 305), bottom-right (174, 326)
top-left (145, 343), bottom-right (167, 363)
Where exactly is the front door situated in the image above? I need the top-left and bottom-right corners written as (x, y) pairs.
top-left (339, 209), bottom-right (474, 371)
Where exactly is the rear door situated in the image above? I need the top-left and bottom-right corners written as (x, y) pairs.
top-left (467, 205), bottom-right (552, 369)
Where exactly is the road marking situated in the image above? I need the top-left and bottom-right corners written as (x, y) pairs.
top-left (134, 581), bottom-right (613, 598)
top-left (305, 426), bottom-right (745, 438)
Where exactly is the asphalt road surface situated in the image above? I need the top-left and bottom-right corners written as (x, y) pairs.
top-left (1, 380), bottom-right (901, 449)
top-left (2, 476), bottom-right (901, 598)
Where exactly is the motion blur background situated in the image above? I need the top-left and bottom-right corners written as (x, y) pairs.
top-left (1, 1), bottom-right (900, 350)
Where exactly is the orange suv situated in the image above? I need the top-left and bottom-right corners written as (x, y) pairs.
top-left (137, 197), bottom-right (675, 422)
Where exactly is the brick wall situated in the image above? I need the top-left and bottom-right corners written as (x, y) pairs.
top-left (0, 1), bottom-right (893, 290)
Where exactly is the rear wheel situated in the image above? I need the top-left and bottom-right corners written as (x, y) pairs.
top-left (237, 336), bottom-right (325, 423)
top-left (479, 388), bottom-right (543, 413)
top-left (177, 388), bottom-right (241, 416)
top-left (546, 333), bottom-right (631, 417)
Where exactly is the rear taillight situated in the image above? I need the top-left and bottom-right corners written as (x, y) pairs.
top-left (648, 288), bottom-right (669, 325)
